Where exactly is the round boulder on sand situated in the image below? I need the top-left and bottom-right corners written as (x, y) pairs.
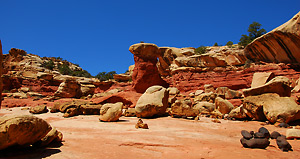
top-left (99, 102), bottom-right (123, 122)
top-left (0, 115), bottom-right (52, 150)
top-left (135, 86), bottom-right (169, 118)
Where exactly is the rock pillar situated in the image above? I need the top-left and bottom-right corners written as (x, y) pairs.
top-left (129, 43), bottom-right (168, 93)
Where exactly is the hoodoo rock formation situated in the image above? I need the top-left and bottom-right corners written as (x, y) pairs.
top-left (129, 43), bottom-right (168, 93)
top-left (245, 11), bottom-right (300, 63)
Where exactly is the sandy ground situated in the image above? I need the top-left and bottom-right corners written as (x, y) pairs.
top-left (1, 107), bottom-right (300, 159)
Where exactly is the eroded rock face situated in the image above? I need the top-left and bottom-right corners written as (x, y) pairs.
top-left (129, 43), bottom-right (168, 93)
top-left (245, 11), bottom-right (300, 64)
top-left (54, 78), bottom-right (82, 98)
top-left (0, 115), bottom-right (52, 150)
top-left (135, 86), bottom-right (169, 118)
top-left (243, 93), bottom-right (300, 123)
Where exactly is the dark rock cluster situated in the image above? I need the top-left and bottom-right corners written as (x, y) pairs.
top-left (240, 127), bottom-right (292, 152)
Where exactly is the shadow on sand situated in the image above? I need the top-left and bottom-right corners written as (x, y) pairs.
top-left (0, 142), bottom-right (63, 159)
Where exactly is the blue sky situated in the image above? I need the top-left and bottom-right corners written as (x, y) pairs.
top-left (0, 0), bottom-right (299, 75)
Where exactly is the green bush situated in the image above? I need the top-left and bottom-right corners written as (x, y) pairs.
top-left (58, 64), bottom-right (72, 75)
top-left (95, 71), bottom-right (116, 81)
top-left (226, 41), bottom-right (234, 47)
top-left (41, 60), bottom-right (55, 70)
top-left (195, 46), bottom-right (207, 55)
top-left (55, 57), bottom-right (63, 61)
top-left (239, 22), bottom-right (266, 47)
top-left (213, 43), bottom-right (218, 46)
top-left (72, 70), bottom-right (92, 78)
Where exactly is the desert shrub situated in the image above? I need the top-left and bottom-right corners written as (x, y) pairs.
top-left (213, 43), bottom-right (218, 46)
top-left (58, 64), bottom-right (72, 75)
top-left (41, 60), bottom-right (55, 70)
top-left (2, 90), bottom-right (10, 93)
top-left (95, 71), bottom-right (116, 81)
top-left (72, 70), bottom-right (92, 78)
top-left (226, 41), bottom-right (234, 47)
top-left (195, 46), bottom-right (207, 55)
top-left (55, 57), bottom-right (63, 61)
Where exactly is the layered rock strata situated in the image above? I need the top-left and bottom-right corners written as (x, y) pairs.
top-left (245, 12), bottom-right (300, 64)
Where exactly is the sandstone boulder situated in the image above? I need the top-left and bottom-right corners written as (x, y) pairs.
top-left (99, 102), bottom-right (123, 122)
top-left (51, 100), bottom-right (102, 117)
top-left (228, 105), bottom-right (248, 119)
top-left (123, 108), bottom-right (136, 117)
top-left (194, 92), bottom-right (217, 103)
top-left (0, 115), bottom-right (52, 150)
top-left (167, 87), bottom-right (180, 95)
top-left (135, 86), bottom-right (169, 118)
top-left (195, 90), bottom-right (204, 96)
top-left (29, 105), bottom-right (49, 114)
top-left (243, 76), bottom-right (292, 97)
top-left (292, 76), bottom-right (300, 93)
top-left (210, 109), bottom-right (223, 119)
top-left (170, 99), bottom-right (198, 118)
top-left (80, 104), bottom-right (102, 115)
top-left (204, 84), bottom-right (214, 93)
top-left (158, 47), bottom-right (194, 76)
top-left (80, 84), bottom-right (95, 96)
top-left (135, 119), bottom-right (149, 129)
top-left (193, 101), bottom-right (216, 114)
top-left (251, 72), bottom-right (275, 88)
top-left (245, 11), bottom-right (300, 64)
top-left (34, 127), bottom-right (63, 147)
top-left (215, 97), bottom-right (234, 115)
top-left (243, 93), bottom-right (300, 123)
top-left (51, 100), bottom-right (98, 117)
top-left (54, 78), bottom-right (82, 98)
top-left (129, 43), bottom-right (168, 93)
top-left (215, 87), bottom-right (242, 99)
top-left (286, 128), bottom-right (300, 139)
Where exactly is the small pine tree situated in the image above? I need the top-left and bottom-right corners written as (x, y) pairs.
top-left (239, 22), bottom-right (266, 47)
top-left (226, 41), bottom-right (234, 47)
top-left (213, 43), bottom-right (218, 46)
